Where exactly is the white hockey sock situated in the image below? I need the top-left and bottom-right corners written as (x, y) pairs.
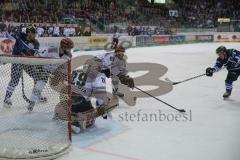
top-left (30, 81), bottom-right (47, 103)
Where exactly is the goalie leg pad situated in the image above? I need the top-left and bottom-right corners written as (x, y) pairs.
top-left (72, 109), bottom-right (97, 129)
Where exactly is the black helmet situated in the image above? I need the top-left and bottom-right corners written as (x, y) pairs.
top-left (26, 24), bottom-right (37, 33)
top-left (216, 45), bottom-right (227, 54)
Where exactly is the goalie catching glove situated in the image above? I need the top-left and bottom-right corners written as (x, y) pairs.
top-left (118, 75), bottom-right (135, 88)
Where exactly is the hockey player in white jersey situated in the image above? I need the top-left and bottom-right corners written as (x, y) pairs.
top-left (27, 37), bottom-right (74, 111)
top-left (83, 45), bottom-right (134, 118)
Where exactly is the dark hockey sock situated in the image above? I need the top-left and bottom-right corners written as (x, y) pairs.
top-left (4, 90), bottom-right (13, 100)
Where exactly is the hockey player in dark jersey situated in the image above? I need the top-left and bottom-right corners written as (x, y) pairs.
top-left (3, 24), bottom-right (41, 108)
top-left (111, 30), bottom-right (120, 49)
top-left (26, 37), bottom-right (74, 111)
top-left (206, 46), bottom-right (240, 98)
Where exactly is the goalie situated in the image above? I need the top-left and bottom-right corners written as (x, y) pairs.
top-left (53, 45), bottom-right (134, 132)
top-left (54, 69), bottom-right (118, 133)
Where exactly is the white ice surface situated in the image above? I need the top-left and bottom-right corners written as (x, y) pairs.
top-left (2, 42), bottom-right (240, 160)
top-left (60, 42), bottom-right (240, 160)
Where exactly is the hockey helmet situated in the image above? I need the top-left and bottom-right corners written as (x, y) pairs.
top-left (216, 45), bottom-right (227, 54)
top-left (26, 24), bottom-right (37, 34)
top-left (60, 37), bottom-right (74, 49)
top-left (115, 45), bottom-right (125, 53)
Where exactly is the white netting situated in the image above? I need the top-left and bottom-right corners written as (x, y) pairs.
top-left (0, 55), bottom-right (71, 160)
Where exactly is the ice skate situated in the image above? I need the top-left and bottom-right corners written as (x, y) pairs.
top-left (3, 98), bottom-right (12, 108)
top-left (71, 124), bottom-right (81, 134)
top-left (223, 91), bottom-right (231, 98)
top-left (27, 101), bottom-right (35, 111)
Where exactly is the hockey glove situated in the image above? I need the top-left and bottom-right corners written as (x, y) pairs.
top-left (206, 67), bottom-right (215, 77)
top-left (26, 41), bottom-right (39, 56)
top-left (101, 69), bottom-right (111, 78)
top-left (119, 75), bottom-right (135, 88)
top-left (226, 57), bottom-right (238, 70)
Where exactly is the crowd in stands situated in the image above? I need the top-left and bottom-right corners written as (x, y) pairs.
top-left (0, 0), bottom-right (240, 36)
top-left (0, 22), bottom-right (92, 38)
top-left (176, 0), bottom-right (240, 28)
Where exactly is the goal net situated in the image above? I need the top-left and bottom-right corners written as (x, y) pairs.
top-left (0, 55), bottom-right (72, 160)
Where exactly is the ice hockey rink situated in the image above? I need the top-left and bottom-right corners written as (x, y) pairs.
top-left (57, 42), bottom-right (240, 160)
top-left (0, 42), bottom-right (239, 160)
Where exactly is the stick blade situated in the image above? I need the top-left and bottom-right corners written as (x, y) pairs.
top-left (178, 109), bottom-right (186, 113)
top-left (172, 82), bottom-right (180, 85)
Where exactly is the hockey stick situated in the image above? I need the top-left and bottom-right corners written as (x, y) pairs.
top-left (134, 86), bottom-right (186, 112)
top-left (166, 73), bottom-right (206, 85)
top-left (21, 75), bottom-right (31, 103)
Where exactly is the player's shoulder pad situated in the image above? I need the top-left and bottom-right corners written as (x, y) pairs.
top-left (232, 49), bottom-right (240, 54)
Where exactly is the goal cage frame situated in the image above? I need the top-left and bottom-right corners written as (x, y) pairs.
top-left (0, 55), bottom-right (72, 160)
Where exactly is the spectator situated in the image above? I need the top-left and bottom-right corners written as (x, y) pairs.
top-left (37, 24), bottom-right (44, 37)
top-left (48, 23), bottom-right (54, 36)
top-left (53, 24), bottom-right (60, 37)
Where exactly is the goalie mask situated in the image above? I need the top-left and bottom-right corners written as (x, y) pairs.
top-left (60, 38), bottom-right (74, 57)
top-left (60, 38), bottom-right (74, 49)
